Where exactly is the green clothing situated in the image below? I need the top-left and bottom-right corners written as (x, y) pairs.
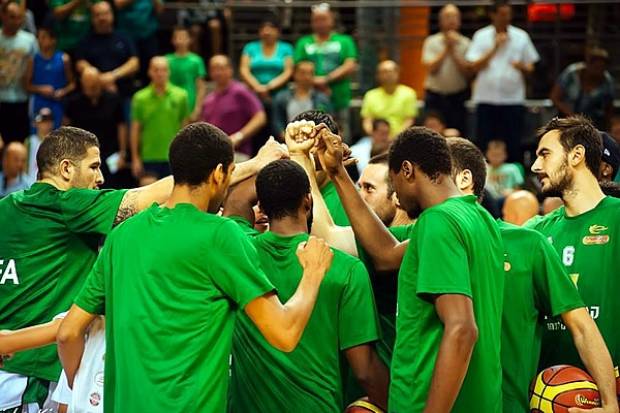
top-left (294, 33), bottom-right (357, 111)
top-left (165, 52), bottom-right (206, 111)
top-left (228, 230), bottom-right (380, 412)
top-left (50, 0), bottom-right (92, 51)
top-left (0, 183), bottom-right (126, 381)
top-left (131, 83), bottom-right (189, 162)
top-left (75, 205), bottom-right (274, 413)
top-left (226, 215), bottom-right (261, 237)
top-left (499, 220), bottom-right (584, 413)
top-left (526, 196), bottom-right (620, 371)
top-left (116, 0), bottom-right (158, 40)
top-left (320, 180), bottom-right (350, 226)
top-left (389, 196), bottom-right (504, 413)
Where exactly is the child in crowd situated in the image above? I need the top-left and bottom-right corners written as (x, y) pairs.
top-left (24, 107), bottom-right (54, 181)
top-left (485, 139), bottom-right (524, 199)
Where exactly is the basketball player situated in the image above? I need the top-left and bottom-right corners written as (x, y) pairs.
top-left (56, 123), bottom-right (333, 413)
top-left (314, 125), bottom-right (505, 412)
top-left (447, 137), bottom-right (618, 413)
top-left (526, 116), bottom-right (620, 399)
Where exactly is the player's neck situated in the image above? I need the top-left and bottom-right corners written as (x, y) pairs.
top-left (269, 215), bottom-right (308, 237)
top-left (420, 177), bottom-right (463, 211)
top-left (390, 209), bottom-right (412, 227)
top-left (164, 185), bottom-right (211, 212)
top-left (562, 173), bottom-right (605, 217)
top-left (38, 176), bottom-right (70, 191)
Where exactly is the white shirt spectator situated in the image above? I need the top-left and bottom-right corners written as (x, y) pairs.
top-left (466, 25), bottom-right (539, 104)
top-left (422, 32), bottom-right (470, 94)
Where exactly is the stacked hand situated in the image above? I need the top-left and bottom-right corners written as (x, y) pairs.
top-left (255, 136), bottom-right (290, 169)
top-left (285, 120), bottom-right (318, 155)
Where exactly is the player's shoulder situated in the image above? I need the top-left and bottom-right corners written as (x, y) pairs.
top-left (330, 249), bottom-right (369, 285)
top-left (499, 220), bottom-right (547, 245)
top-left (525, 208), bottom-right (565, 230)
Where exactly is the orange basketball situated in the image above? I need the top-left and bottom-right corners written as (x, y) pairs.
top-left (530, 365), bottom-right (601, 413)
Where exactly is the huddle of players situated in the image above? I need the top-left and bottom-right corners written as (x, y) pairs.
top-left (0, 111), bottom-right (618, 413)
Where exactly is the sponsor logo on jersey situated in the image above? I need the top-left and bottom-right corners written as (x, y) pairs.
top-left (588, 224), bottom-right (608, 235)
top-left (90, 392), bottom-right (101, 406)
top-left (582, 235), bottom-right (610, 245)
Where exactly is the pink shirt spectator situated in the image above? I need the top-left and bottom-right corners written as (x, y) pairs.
top-left (201, 80), bottom-right (263, 156)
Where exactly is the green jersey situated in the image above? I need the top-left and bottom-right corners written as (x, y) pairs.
top-left (320, 180), bottom-right (350, 226)
top-left (294, 33), bottom-right (358, 111)
top-left (228, 229), bottom-right (381, 412)
top-left (526, 196), bottom-right (620, 370)
top-left (165, 52), bottom-right (207, 110)
top-left (74, 204), bottom-right (274, 413)
top-left (0, 183), bottom-right (125, 382)
top-left (389, 196), bottom-right (504, 413)
top-left (499, 220), bottom-right (584, 413)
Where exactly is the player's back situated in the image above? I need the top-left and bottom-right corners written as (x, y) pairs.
top-left (0, 183), bottom-right (124, 381)
top-left (527, 196), bottom-right (620, 370)
top-left (390, 195), bottom-right (504, 413)
top-left (98, 204), bottom-right (273, 413)
top-left (229, 230), bottom-right (380, 413)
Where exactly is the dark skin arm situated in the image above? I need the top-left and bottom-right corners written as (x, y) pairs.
top-left (222, 176), bottom-right (257, 225)
top-left (345, 344), bottom-right (390, 410)
top-left (423, 294), bottom-right (478, 413)
top-left (314, 125), bottom-right (407, 271)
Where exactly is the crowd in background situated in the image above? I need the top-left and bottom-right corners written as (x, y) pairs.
top-left (1, 0), bottom-right (618, 219)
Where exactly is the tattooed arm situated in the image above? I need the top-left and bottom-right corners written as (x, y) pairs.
top-left (113, 176), bottom-right (174, 225)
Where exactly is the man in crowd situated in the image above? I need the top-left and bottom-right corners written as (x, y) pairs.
top-left (361, 60), bottom-right (417, 139)
top-left (422, 4), bottom-right (470, 133)
top-left (599, 131), bottom-right (620, 183)
top-left (0, 141), bottom-right (32, 197)
top-left (351, 119), bottom-right (391, 176)
top-left (466, 0), bottom-right (539, 162)
top-left (50, 0), bottom-right (91, 53)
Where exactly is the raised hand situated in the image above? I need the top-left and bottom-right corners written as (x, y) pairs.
top-left (255, 136), bottom-right (290, 169)
top-left (285, 120), bottom-right (317, 155)
top-left (314, 124), bottom-right (345, 176)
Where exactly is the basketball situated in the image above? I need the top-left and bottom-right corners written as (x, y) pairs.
top-left (530, 365), bottom-right (601, 412)
top-left (345, 398), bottom-right (384, 413)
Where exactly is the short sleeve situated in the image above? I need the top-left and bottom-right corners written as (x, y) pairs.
top-left (60, 188), bottom-right (127, 235)
top-left (421, 36), bottom-right (440, 64)
top-left (521, 33), bottom-right (540, 64)
top-left (465, 31), bottom-right (485, 62)
top-left (207, 220), bottom-right (275, 309)
top-left (403, 88), bottom-right (418, 118)
top-left (532, 233), bottom-right (584, 316)
top-left (197, 56), bottom-right (207, 78)
top-left (360, 90), bottom-right (373, 118)
top-left (74, 244), bottom-right (108, 315)
top-left (341, 35), bottom-right (358, 60)
top-left (241, 41), bottom-right (254, 58)
top-left (294, 38), bottom-right (309, 63)
top-left (415, 212), bottom-right (472, 298)
top-left (280, 42), bottom-right (294, 59)
top-left (339, 260), bottom-right (381, 350)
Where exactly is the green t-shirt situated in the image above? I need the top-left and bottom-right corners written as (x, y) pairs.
top-left (75, 205), bottom-right (274, 413)
top-left (228, 229), bottom-right (381, 412)
top-left (50, 0), bottom-right (92, 51)
top-left (498, 220), bottom-right (584, 413)
top-left (0, 183), bottom-right (126, 381)
top-left (320, 180), bottom-right (350, 226)
top-left (165, 52), bottom-right (206, 111)
top-left (294, 33), bottom-right (358, 111)
top-left (526, 196), bottom-right (620, 371)
top-left (131, 83), bottom-right (190, 162)
top-left (389, 195), bottom-right (504, 413)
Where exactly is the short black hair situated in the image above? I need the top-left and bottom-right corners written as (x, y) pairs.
top-left (256, 160), bottom-right (310, 220)
top-left (600, 181), bottom-right (620, 198)
top-left (372, 118), bottom-right (390, 131)
top-left (169, 122), bottom-right (234, 186)
top-left (490, 0), bottom-right (511, 12)
top-left (423, 110), bottom-right (445, 125)
top-left (388, 126), bottom-right (452, 181)
top-left (447, 137), bottom-right (487, 199)
top-left (37, 126), bottom-right (100, 178)
top-left (259, 13), bottom-right (280, 30)
top-left (292, 110), bottom-right (339, 134)
top-left (369, 152), bottom-right (389, 165)
top-left (37, 24), bottom-right (56, 38)
top-left (537, 115), bottom-right (602, 176)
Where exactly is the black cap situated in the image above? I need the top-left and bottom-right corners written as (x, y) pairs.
top-left (600, 131), bottom-right (620, 178)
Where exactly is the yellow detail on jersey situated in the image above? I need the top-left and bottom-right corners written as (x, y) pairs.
top-left (582, 235), bottom-right (610, 245)
top-left (504, 261), bottom-right (511, 272)
top-left (589, 225), bottom-right (608, 235)
top-left (569, 273), bottom-right (580, 287)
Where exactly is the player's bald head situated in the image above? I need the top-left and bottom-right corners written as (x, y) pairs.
top-left (502, 190), bottom-right (539, 226)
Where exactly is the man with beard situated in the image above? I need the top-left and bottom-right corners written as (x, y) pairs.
top-left (227, 158), bottom-right (388, 412)
top-left (314, 125), bottom-right (505, 412)
top-left (447, 137), bottom-right (618, 413)
top-left (527, 115), bottom-right (620, 380)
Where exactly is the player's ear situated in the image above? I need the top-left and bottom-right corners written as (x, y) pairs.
top-left (401, 160), bottom-right (414, 181)
top-left (211, 163), bottom-right (226, 186)
top-left (58, 158), bottom-right (74, 182)
top-left (303, 193), bottom-right (312, 212)
top-left (569, 144), bottom-right (586, 167)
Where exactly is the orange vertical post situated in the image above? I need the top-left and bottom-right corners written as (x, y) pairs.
top-left (399, 6), bottom-right (431, 99)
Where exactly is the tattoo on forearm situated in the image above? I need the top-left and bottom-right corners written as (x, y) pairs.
top-left (114, 190), bottom-right (139, 226)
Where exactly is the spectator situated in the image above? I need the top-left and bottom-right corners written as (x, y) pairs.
top-left (24, 107), bottom-right (53, 180)
top-left (113, 0), bottom-right (163, 84)
top-left (501, 190), bottom-right (539, 226)
top-left (422, 4), bottom-right (470, 133)
top-left (361, 60), bottom-right (417, 139)
top-left (0, 1), bottom-right (38, 143)
top-left (166, 26), bottom-right (207, 122)
top-left (65, 67), bottom-right (127, 187)
top-left (271, 60), bottom-right (332, 137)
top-left (466, 0), bottom-right (539, 163)
top-left (485, 139), bottom-right (524, 200)
top-left (295, 2), bottom-right (357, 141)
top-left (599, 132), bottom-right (620, 183)
top-left (550, 48), bottom-right (615, 130)
top-left (26, 25), bottom-right (74, 129)
top-left (49, 0), bottom-right (91, 53)
top-left (542, 197), bottom-right (563, 214)
top-left (350, 118), bottom-right (390, 175)
top-left (176, 0), bottom-right (228, 59)
top-left (130, 56), bottom-right (189, 178)
top-left (75, 1), bottom-right (139, 113)
top-left (422, 110), bottom-right (447, 135)
top-left (201, 55), bottom-right (266, 158)
top-left (0, 141), bottom-right (32, 196)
